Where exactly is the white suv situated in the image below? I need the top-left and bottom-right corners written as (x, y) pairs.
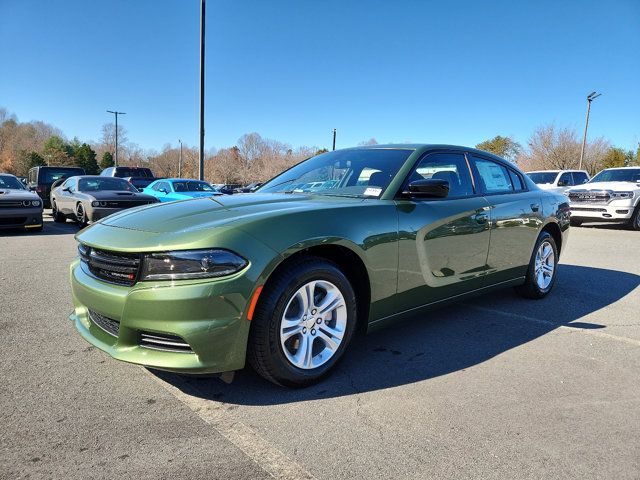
top-left (526, 169), bottom-right (590, 193)
top-left (566, 167), bottom-right (640, 230)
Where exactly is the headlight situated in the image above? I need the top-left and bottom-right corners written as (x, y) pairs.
top-left (611, 191), bottom-right (634, 200)
top-left (100, 201), bottom-right (107, 207)
top-left (31, 200), bottom-right (41, 207)
top-left (92, 201), bottom-right (100, 207)
top-left (140, 249), bottom-right (248, 281)
top-left (22, 200), bottom-right (31, 207)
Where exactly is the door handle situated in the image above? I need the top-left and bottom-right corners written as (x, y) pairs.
top-left (530, 203), bottom-right (540, 212)
top-left (474, 213), bottom-right (488, 224)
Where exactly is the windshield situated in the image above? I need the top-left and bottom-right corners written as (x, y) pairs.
top-left (259, 148), bottom-right (414, 197)
top-left (527, 172), bottom-right (559, 184)
top-left (78, 177), bottom-right (137, 192)
top-left (0, 175), bottom-right (25, 190)
top-left (173, 181), bottom-right (216, 192)
top-left (41, 168), bottom-right (84, 183)
top-left (590, 169), bottom-right (640, 183)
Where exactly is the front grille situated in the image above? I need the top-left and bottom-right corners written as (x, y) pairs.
top-left (0, 200), bottom-right (28, 208)
top-left (571, 207), bottom-right (607, 212)
top-left (79, 244), bottom-right (141, 286)
top-left (0, 217), bottom-right (26, 225)
top-left (88, 310), bottom-right (120, 337)
top-left (103, 200), bottom-right (153, 208)
top-left (139, 332), bottom-right (193, 353)
top-left (568, 190), bottom-right (611, 204)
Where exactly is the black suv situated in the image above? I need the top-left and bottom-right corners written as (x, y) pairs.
top-left (100, 167), bottom-right (156, 191)
top-left (28, 166), bottom-right (86, 208)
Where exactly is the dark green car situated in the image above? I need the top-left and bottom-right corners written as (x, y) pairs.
top-left (70, 145), bottom-right (570, 387)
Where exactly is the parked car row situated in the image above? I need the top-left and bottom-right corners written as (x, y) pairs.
top-left (526, 167), bottom-right (640, 230)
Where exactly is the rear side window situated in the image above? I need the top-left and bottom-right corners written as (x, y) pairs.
top-left (508, 169), bottom-right (525, 191)
top-left (472, 157), bottom-right (513, 194)
top-left (572, 172), bottom-right (589, 185)
top-left (407, 152), bottom-right (475, 197)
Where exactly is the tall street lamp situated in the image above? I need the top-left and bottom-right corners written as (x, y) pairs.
top-left (578, 91), bottom-right (602, 170)
top-left (198, 0), bottom-right (206, 180)
top-left (106, 110), bottom-right (126, 167)
top-left (332, 128), bottom-right (337, 151)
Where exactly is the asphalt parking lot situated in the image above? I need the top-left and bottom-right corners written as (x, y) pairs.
top-left (1, 215), bottom-right (639, 480)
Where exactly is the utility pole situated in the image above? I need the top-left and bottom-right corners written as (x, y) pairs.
top-left (578, 91), bottom-right (602, 170)
top-left (332, 128), bottom-right (337, 151)
top-left (198, 0), bottom-right (206, 180)
top-left (178, 139), bottom-right (183, 178)
top-left (106, 110), bottom-right (126, 167)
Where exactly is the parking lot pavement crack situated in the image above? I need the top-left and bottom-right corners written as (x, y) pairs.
top-left (142, 369), bottom-right (317, 480)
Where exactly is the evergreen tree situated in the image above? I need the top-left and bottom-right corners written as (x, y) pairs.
top-left (100, 151), bottom-right (114, 169)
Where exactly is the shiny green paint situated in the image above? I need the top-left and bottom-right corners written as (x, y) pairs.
top-left (70, 144), bottom-right (570, 374)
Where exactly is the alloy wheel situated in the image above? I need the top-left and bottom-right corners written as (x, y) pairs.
top-left (279, 280), bottom-right (347, 370)
top-left (534, 240), bottom-right (555, 289)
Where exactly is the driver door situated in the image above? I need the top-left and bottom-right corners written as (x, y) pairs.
top-left (395, 151), bottom-right (491, 311)
top-left (57, 178), bottom-right (76, 214)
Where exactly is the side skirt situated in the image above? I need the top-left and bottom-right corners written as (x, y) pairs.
top-left (367, 277), bottom-right (525, 333)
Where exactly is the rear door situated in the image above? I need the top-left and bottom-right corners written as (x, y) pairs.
top-left (395, 151), bottom-right (492, 311)
top-left (469, 155), bottom-right (542, 285)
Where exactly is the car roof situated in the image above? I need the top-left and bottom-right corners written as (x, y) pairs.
top-left (349, 144), bottom-right (513, 162)
top-left (0, 173), bottom-right (17, 178)
top-left (600, 166), bottom-right (640, 170)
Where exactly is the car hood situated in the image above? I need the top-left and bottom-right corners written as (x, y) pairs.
top-left (568, 181), bottom-right (640, 192)
top-left (83, 191), bottom-right (157, 201)
top-left (0, 189), bottom-right (41, 201)
top-left (100, 193), bottom-right (362, 234)
top-left (535, 184), bottom-right (556, 190)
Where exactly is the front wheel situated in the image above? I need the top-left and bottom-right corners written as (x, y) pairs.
top-left (76, 202), bottom-right (88, 228)
top-left (628, 205), bottom-right (640, 231)
top-left (247, 257), bottom-right (357, 387)
top-left (515, 231), bottom-right (558, 299)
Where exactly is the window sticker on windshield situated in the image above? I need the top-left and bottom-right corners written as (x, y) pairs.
top-left (364, 187), bottom-right (382, 197)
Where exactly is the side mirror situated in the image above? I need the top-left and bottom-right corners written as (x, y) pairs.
top-left (159, 188), bottom-right (168, 194)
top-left (62, 187), bottom-right (71, 192)
top-left (557, 180), bottom-right (568, 187)
top-left (403, 179), bottom-right (449, 198)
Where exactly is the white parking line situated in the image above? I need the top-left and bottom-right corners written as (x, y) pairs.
top-left (467, 304), bottom-right (640, 347)
top-left (143, 369), bottom-right (316, 480)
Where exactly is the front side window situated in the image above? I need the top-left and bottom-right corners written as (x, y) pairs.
top-left (572, 172), bottom-right (589, 185)
top-left (405, 152), bottom-right (474, 197)
top-left (558, 172), bottom-right (573, 186)
top-left (259, 148), bottom-right (414, 198)
top-left (472, 157), bottom-right (514, 194)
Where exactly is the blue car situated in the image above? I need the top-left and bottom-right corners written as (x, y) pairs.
top-left (143, 178), bottom-right (223, 202)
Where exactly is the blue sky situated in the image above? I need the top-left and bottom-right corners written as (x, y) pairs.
top-left (1, 0), bottom-right (638, 152)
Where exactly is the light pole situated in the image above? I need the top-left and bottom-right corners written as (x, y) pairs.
top-left (332, 128), bottom-right (337, 151)
top-left (106, 110), bottom-right (126, 167)
top-left (178, 139), bottom-right (183, 178)
top-left (578, 91), bottom-right (602, 170)
top-left (198, 0), bottom-right (206, 180)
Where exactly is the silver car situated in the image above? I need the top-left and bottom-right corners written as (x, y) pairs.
top-left (50, 176), bottom-right (158, 227)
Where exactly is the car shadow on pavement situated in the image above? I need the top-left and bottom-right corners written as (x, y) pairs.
top-left (152, 264), bottom-right (640, 405)
top-left (0, 221), bottom-right (79, 236)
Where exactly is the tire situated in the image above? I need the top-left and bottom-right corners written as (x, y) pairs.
top-left (569, 217), bottom-right (582, 227)
top-left (515, 231), bottom-right (558, 299)
top-left (628, 205), bottom-right (640, 231)
top-left (51, 201), bottom-right (66, 223)
top-left (247, 256), bottom-right (357, 387)
top-left (76, 202), bottom-right (87, 228)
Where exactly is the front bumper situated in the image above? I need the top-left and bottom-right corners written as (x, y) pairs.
top-left (0, 208), bottom-right (43, 230)
top-left (87, 207), bottom-right (127, 222)
top-left (69, 259), bottom-right (254, 374)
top-left (569, 202), bottom-right (635, 222)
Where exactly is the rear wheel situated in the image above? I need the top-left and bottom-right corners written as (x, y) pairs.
top-left (51, 200), bottom-right (66, 223)
top-left (76, 202), bottom-right (87, 228)
top-left (248, 257), bottom-right (357, 387)
top-left (515, 231), bottom-right (558, 299)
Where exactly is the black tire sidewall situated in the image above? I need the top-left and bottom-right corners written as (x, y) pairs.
top-left (253, 259), bottom-right (357, 386)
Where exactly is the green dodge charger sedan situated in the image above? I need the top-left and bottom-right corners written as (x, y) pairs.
top-left (70, 145), bottom-right (570, 387)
